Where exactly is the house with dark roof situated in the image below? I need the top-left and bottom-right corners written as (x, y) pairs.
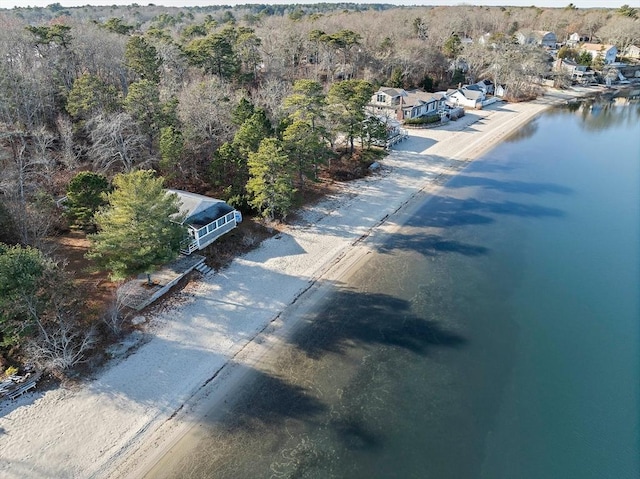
top-left (168, 189), bottom-right (241, 255)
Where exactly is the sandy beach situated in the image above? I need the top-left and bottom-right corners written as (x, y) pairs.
top-left (0, 86), bottom-right (601, 479)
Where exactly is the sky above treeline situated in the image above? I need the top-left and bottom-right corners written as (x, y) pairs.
top-left (0, 1), bottom-right (630, 10)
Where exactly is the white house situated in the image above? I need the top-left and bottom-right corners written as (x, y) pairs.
top-left (168, 189), bottom-right (241, 255)
top-left (474, 79), bottom-right (494, 95)
top-left (517, 30), bottom-right (557, 48)
top-left (567, 32), bottom-right (589, 46)
top-left (580, 43), bottom-right (618, 65)
top-left (623, 45), bottom-right (640, 59)
top-left (446, 85), bottom-right (486, 109)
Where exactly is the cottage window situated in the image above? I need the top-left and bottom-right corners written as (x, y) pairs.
top-left (376, 94), bottom-right (385, 103)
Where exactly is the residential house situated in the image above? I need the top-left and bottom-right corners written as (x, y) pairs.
top-left (567, 32), bottom-right (589, 46)
top-left (168, 189), bottom-right (241, 255)
top-left (474, 79), bottom-right (494, 95)
top-left (580, 43), bottom-right (618, 65)
top-left (369, 87), bottom-right (447, 121)
top-left (398, 90), bottom-right (447, 120)
top-left (555, 58), bottom-right (596, 84)
top-left (623, 45), bottom-right (640, 59)
top-left (369, 87), bottom-right (408, 116)
top-left (445, 85), bottom-right (486, 109)
top-left (517, 30), bottom-right (557, 48)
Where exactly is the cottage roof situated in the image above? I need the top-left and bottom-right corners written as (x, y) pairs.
top-left (168, 189), bottom-right (234, 229)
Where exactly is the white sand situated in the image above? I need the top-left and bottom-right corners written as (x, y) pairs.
top-left (0, 87), bottom-right (598, 479)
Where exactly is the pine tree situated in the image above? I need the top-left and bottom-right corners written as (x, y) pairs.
top-left (65, 172), bottom-right (111, 231)
top-left (247, 138), bottom-right (295, 220)
top-left (87, 170), bottom-right (186, 282)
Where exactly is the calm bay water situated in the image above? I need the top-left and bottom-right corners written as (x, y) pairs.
top-left (148, 97), bottom-right (639, 479)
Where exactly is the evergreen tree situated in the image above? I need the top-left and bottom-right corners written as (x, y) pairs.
top-left (0, 243), bottom-right (54, 346)
top-left (231, 97), bottom-right (255, 126)
top-left (159, 126), bottom-right (184, 174)
top-left (327, 79), bottom-right (374, 155)
top-left (443, 34), bottom-right (463, 59)
top-left (123, 80), bottom-right (162, 153)
top-left (282, 120), bottom-right (330, 187)
top-left (283, 79), bottom-right (326, 132)
top-left (184, 33), bottom-right (240, 81)
top-left (125, 35), bottom-right (161, 83)
top-left (233, 109), bottom-right (273, 156)
top-left (66, 73), bottom-right (120, 121)
top-left (65, 172), bottom-right (111, 231)
top-left (87, 170), bottom-right (186, 282)
top-left (247, 138), bottom-right (295, 220)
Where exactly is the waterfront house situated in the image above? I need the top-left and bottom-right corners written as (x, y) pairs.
top-left (399, 90), bottom-right (446, 120)
top-left (446, 85), bottom-right (486, 109)
top-left (168, 189), bottom-right (241, 255)
top-left (369, 87), bottom-right (447, 120)
top-left (555, 59), bottom-right (596, 84)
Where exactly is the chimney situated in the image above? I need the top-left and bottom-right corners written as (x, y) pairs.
top-left (397, 95), bottom-right (404, 121)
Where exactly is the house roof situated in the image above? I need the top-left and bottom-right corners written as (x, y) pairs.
top-left (378, 87), bottom-right (406, 98)
top-left (464, 84), bottom-right (483, 92)
top-left (168, 189), bottom-right (234, 229)
top-left (402, 89), bottom-right (441, 108)
top-left (581, 43), bottom-right (616, 52)
top-left (447, 87), bottom-right (484, 101)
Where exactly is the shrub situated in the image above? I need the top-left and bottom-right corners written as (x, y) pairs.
top-left (404, 115), bottom-right (441, 125)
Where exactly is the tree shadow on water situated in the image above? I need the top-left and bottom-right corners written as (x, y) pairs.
top-left (378, 232), bottom-right (489, 258)
top-left (288, 288), bottom-right (467, 361)
top-left (408, 195), bottom-right (565, 228)
top-left (216, 366), bottom-right (327, 429)
top-left (447, 174), bottom-right (573, 195)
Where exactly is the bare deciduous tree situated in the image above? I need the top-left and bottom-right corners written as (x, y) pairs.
top-left (26, 316), bottom-right (96, 372)
top-left (87, 112), bottom-right (148, 173)
top-left (177, 77), bottom-right (236, 159)
top-left (103, 282), bottom-right (138, 335)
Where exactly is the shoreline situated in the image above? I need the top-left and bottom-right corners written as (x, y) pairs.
top-left (0, 86), bottom-right (602, 479)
